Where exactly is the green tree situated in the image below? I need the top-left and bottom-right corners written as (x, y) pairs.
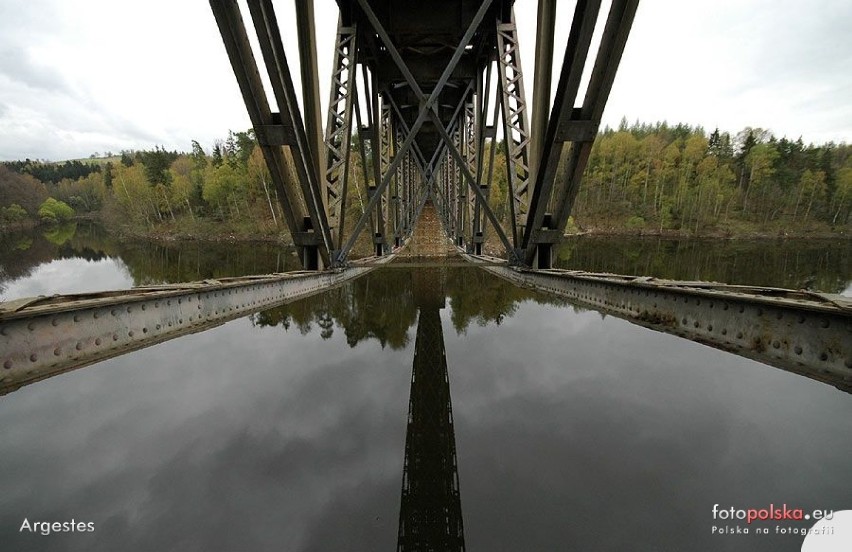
top-left (830, 167), bottom-right (851, 225)
top-left (797, 169), bottom-right (827, 223)
top-left (742, 142), bottom-right (778, 215)
top-left (38, 197), bottom-right (75, 223)
top-left (1, 203), bottom-right (28, 223)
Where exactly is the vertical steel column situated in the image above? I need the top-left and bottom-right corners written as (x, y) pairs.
top-left (369, 71), bottom-right (387, 255)
top-left (407, 154), bottom-right (416, 234)
top-left (551, 0), bottom-right (640, 231)
top-left (441, 149), bottom-right (450, 232)
top-left (246, 0), bottom-right (335, 268)
top-left (463, 100), bottom-right (477, 249)
top-left (472, 61), bottom-right (497, 255)
top-left (323, 21), bottom-right (358, 250)
top-left (453, 119), bottom-right (465, 246)
top-left (379, 101), bottom-right (399, 247)
top-left (496, 10), bottom-right (533, 249)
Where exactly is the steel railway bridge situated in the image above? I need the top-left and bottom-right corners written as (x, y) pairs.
top-left (208, 0), bottom-right (636, 270)
top-left (0, 2), bottom-right (850, 548)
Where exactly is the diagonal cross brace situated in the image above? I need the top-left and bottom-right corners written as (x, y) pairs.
top-left (337, 0), bottom-right (496, 264)
top-left (352, 0), bottom-right (520, 263)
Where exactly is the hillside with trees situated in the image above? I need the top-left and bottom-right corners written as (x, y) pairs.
top-left (1, 121), bottom-right (849, 239)
top-left (570, 120), bottom-right (850, 235)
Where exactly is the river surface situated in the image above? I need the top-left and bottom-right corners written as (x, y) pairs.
top-left (1, 223), bottom-right (850, 551)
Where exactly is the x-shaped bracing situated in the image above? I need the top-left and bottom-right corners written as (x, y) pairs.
top-left (338, 0), bottom-right (520, 264)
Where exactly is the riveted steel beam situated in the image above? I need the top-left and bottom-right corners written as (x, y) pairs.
top-left (473, 261), bottom-right (852, 394)
top-left (0, 264), bottom-right (390, 396)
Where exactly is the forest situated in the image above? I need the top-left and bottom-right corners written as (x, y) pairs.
top-left (570, 120), bottom-right (850, 235)
top-left (1, 121), bottom-right (849, 240)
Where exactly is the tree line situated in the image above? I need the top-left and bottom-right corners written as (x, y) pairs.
top-left (569, 120), bottom-right (850, 234)
top-left (1, 121), bottom-right (849, 236)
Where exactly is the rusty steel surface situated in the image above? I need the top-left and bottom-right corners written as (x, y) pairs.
top-left (467, 257), bottom-right (852, 394)
top-left (0, 261), bottom-right (390, 396)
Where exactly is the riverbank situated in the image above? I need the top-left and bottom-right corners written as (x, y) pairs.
top-left (19, 209), bottom-right (844, 245)
top-left (567, 218), bottom-right (849, 240)
top-left (566, 227), bottom-right (849, 239)
top-left (98, 210), bottom-right (291, 244)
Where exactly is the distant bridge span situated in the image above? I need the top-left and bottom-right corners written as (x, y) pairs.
top-left (210, 0), bottom-right (638, 268)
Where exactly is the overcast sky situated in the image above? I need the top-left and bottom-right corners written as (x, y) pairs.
top-left (0, 0), bottom-right (849, 161)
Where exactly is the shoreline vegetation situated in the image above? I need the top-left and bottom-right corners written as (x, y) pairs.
top-left (2, 120), bottom-right (849, 244)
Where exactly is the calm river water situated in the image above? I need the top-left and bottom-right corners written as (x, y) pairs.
top-left (1, 223), bottom-right (850, 551)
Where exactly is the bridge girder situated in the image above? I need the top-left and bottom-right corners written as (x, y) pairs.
top-left (211, 0), bottom-right (639, 268)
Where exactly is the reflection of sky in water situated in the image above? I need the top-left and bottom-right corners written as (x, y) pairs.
top-left (0, 258), bottom-right (133, 301)
top-left (1, 286), bottom-right (850, 552)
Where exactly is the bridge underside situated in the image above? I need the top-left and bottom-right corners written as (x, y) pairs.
top-left (210, 0), bottom-right (638, 268)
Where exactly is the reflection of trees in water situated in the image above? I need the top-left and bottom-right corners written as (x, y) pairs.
top-left (0, 222), bottom-right (302, 295)
top-left (556, 237), bottom-right (851, 293)
top-left (251, 268), bottom-right (569, 349)
top-left (116, 241), bottom-right (300, 286)
top-left (252, 270), bottom-right (417, 349)
top-left (445, 268), bottom-right (566, 332)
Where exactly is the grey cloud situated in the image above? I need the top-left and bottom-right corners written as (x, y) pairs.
top-left (0, 49), bottom-right (72, 96)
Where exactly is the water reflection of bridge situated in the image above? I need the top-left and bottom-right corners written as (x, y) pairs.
top-left (397, 269), bottom-right (465, 551)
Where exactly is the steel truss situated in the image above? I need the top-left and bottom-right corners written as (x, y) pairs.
top-left (323, 21), bottom-right (357, 251)
top-left (211, 0), bottom-right (640, 268)
top-left (344, 0), bottom-right (519, 263)
top-left (496, 13), bottom-right (532, 248)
